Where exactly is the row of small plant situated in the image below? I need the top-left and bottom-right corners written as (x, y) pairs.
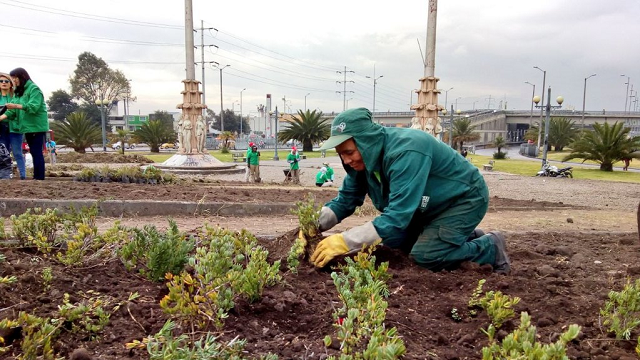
top-left (73, 165), bottom-right (176, 184)
top-left (0, 205), bottom-right (281, 359)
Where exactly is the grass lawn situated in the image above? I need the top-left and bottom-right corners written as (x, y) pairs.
top-left (531, 150), bottom-right (639, 170)
top-left (468, 154), bottom-right (640, 183)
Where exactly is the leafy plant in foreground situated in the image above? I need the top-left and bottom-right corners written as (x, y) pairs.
top-left (324, 246), bottom-right (405, 359)
top-left (468, 279), bottom-right (487, 317)
top-left (119, 220), bottom-right (194, 282)
top-left (10, 208), bottom-right (61, 251)
top-left (287, 194), bottom-right (321, 272)
top-left (0, 254), bottom-right (17, 286)
top-left (600, 278), bottom-right (640, 340)
top-left (160, 227), bottom-right (281, 330)
top-left (479, 289), bottom-right (521, 329)
top-left (126, 320), bottom-right (279, 360)
top-left (482, 312), bottom-right (580, 360)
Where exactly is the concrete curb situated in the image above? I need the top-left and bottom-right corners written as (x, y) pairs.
top-left (0, 198), bottom-right (295, 217)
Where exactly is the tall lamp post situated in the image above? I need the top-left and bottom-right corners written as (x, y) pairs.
top-left (533, 66), bottom-right (546, 148)
top-left (443, 87), bottom-right (453, 110)
top-left (581, 74), bottom-right (596, 129)
top-left (216, 63), bottom-right (231, 132)
top-left (524, 81), bottom-right (535, 128)
top-left (240, 88), bottom-right (246, 137)
top-left (273, 106), bottom-right (279, 161)
top-left (366, 74), bottom-right (383, 123)
top-left (533, 87), bottom-right (563, 169)
top-left (95, 98), bottom-right (109, 152)
top-left (304, 93), bottom-right (310, 112)
top-left (621, 75), bottom-right (631, 113)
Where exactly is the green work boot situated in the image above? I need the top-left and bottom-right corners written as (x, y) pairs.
top-left (489, 231), bottom-right (510, 274)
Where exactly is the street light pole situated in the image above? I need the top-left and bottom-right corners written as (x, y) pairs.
top-left (273, 106), bottom-right (279, 161)
top-left (534, 87), bottom-right (563, 169)
top-left (95, 97), bottom-right (109, 152)
top-left (304, 93), bottom-right (310, 112)
top-left (217, 64), bottom-right (231, 132)
top-left (581, 74), bottom-right (596, 129)
top-left (366, 73), bottom-right (383, 123)
top-left (449, 105), bottom-right (454, 147)
top-left (240, 88), bottom-right (246, 137)
top-left (524, 81), bottom-right (535, 128)
top-left (622, 75), bottom-right (631, 113)
top-left (534, 66), bottom-right (546, 148)
top-left (444, 87), bottom-right (453, 110)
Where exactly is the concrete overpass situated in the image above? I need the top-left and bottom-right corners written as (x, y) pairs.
top-left (322, 110), bottom-right (640, 145)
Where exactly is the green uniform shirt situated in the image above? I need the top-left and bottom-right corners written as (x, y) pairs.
top-left (4, 80), bottom-right (48, 134)
top-left (325, 126), bottom-right (487, 248)
top-left (325, 165), bottom-right (334, 180)
top-left (246, 149), bottom-right (260, 165)
top-left (287, 152), bottom-right (300, 170)
top-left (316, 171), bottom-right (329, 184)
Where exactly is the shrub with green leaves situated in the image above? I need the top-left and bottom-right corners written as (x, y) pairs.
top-left (160, 226), bottom-right (281, 330)
top-left (324, 247), bottom-right (405, 359)
top-left (600, 278), bottom-right (640, 340)
top-left (0, 254), bottom-right (17, 286)
top-left (119, 220), bottom-right (194, 282)
top-left (482, 312), bottom-right (580, 360)
top-left (479, 290), bottom-right (521, 328)
top-left (10, 208), bottom-right (60, 251)
top-left (292, 194), bottom-right (321, 238)
top-left (126, 320), bottom-right (278, 360)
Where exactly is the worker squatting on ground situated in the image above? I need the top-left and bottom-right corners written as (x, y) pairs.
top-left (315, 167), bottom-right (333, 187)
top-left (310, 108), bottom-right (510, 274)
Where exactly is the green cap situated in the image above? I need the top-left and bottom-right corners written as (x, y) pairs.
top-left (320, 108), bottom-right (373, 150)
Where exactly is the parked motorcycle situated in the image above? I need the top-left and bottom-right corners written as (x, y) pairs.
top-left (536, 163), bottom-right (573, 178)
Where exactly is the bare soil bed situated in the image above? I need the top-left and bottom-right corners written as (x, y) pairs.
top-left (1, 178), bottom-right (640, 359)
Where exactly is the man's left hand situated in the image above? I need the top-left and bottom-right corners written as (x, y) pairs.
top-left (310, 234), bottom-right (349, 267)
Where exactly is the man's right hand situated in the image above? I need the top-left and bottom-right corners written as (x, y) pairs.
top-left (318, 206), bottom-right (338, 231)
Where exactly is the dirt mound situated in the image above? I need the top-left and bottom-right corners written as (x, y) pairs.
top-left (57, 152), bottom-right (154, 164)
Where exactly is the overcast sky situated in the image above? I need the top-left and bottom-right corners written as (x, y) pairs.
top-left (2, 0), bottom-right (638, 120)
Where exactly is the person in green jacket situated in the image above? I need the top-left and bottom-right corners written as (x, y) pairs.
top-left (322, 162), bottom-right (334, 181)
top-left (286, 146), bottom-right (301, 184)
top-left (310, 108), bottom-right (510, 274)
top-left (315, 167), bottom-right (333, 187)
top-left (0, 68), bottom-right (49, 180)
top-left (246, 145), bottom-right (260, 182)
top-left (0, 72), bottom-right (26, 180)
top-left (0, 73), bottom-right (10, 150)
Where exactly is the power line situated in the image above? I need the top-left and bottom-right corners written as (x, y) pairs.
top-left (0, 52), bottom-right (182, 65)
top-left (1, 0), bottom-right (182, 29)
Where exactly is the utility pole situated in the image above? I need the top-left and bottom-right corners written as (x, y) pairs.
top-left (194, 21), bottom-right (218, 117)
top-left (485, 95), bottom-right (494, 109)
top-left (366, 65), bottom-right (383, 123)
top-left (336, 66), bottom-right (355, 111)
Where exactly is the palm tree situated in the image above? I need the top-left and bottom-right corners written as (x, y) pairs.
top-left (493, 136), bottom-right (506, 155)
top-left (562, 121), bottom-right (640, 171)
top-left (114, 129), bottom-right (131, 155)
top-left (277, 109), bottom-right (330, 152)
top-left (549, 117), bottom-right (578, 151)
top-left (50, 112), bottom-right (101, 153)
top-left (452, 118), bottom-right (480, 151)
top-left (219, 131), bottom-right (235, 150)
top-left (133, 120), bottom-right (175, 153)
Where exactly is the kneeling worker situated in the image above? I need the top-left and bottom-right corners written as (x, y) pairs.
top-left (315, 167), bottom-right (333, 187)
top-left (310, 108), bottom-right (510, 274)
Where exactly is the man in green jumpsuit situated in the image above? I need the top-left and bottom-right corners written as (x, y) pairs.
top-left (246, 145), bottom-right (260, 182)
top-left (323, 162), bottom-right (334, 181)
top-left (310, 108), bottom-right (510, 274)
top-left (286, 147), bottom-right (301, 184)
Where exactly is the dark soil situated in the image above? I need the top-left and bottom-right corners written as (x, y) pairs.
top-left (1, 225), bottom-right (638, 359)
top-left (55, 153), bottom-right (154, 164)
top-left (0, 180), bottom-right (581, 213)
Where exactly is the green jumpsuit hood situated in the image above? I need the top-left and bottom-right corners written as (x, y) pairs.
top-left (320, 108), bottom-right (384, 173)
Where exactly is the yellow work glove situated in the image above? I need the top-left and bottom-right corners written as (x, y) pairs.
top-left (310, 234), bottom-right (349, 268)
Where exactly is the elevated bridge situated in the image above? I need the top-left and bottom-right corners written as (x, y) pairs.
top-left (321, 110), bottom-right (640, 146)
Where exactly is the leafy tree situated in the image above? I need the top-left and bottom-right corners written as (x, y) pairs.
top-left (452, 118), bottom-right (480, 151)
top-left (562, 121), bottom-right (640, 171)
top-left (78, 102), bottom-right (102, 126)
top-left (277, 109), bottom-right (330, 152)
top-left (47, 90), bottom-right (78, 121)
top-left (210, 109), bottom-right (248, 134)
top-left (69, 51), bottom-right (130, 114)
top-left (150, 110), bottom-right (175, 129)
top-left (50, 112), bottom-right (101, 153)
top-left (524, 125), bottom-right (539, 143)
top-left (132, 120), bottom-right (175, 153)
top-left (205, 109), bottom-right (216, 123)
top-left (548, 117), bottom-right (578, 151)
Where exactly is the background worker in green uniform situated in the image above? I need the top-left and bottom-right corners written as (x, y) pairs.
top-left (246, 145), bottom-right (260, 182)
top-left (310, 108), bottom-right (510, 274)
top-left (286, 146), bottom-right (301, 184)
top-left (322, 162), bottom-right (334, 181)
top-left (315, 167), bottom-right (333, 187)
